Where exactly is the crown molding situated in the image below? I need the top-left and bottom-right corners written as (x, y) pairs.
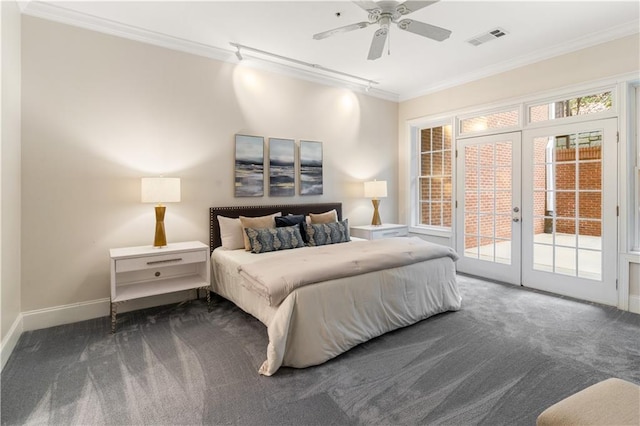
top-left (400, 19), bottom-right (640, 102)
top-left (20, 1), bottom-right (638, 104)
top-left (20, 1), bottom-right (399, 102)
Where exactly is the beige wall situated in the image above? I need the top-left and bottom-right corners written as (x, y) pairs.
top-left (1, 1), bottom-right (22, 343)
top-left (20, 16), bottom-right (398, 312)
top-left (399, 35), bottom-right (640, 122)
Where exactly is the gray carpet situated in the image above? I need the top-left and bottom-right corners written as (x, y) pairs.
top-left (2, 275), bottom-right (639, 425)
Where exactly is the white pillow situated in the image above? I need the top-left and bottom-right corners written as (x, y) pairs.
top-left (217, 215), bottom-right (244, 250)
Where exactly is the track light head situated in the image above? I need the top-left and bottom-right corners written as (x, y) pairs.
top-left (235, 47), bottom-right (243, 61)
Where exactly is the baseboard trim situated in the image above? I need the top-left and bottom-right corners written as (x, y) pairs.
top-left (21, 298), bottom-right (111, 332)
top-left (1, 314), bottom-right (24, 371)
top-left (630, 295), bottom-right (640, 314)
top-left (21, 290), bottom-right (199, 332)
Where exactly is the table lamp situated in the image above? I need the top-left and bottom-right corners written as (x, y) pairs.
top-left (364, 180), bottom-right (387, 226)
top-left (141, 177), bottom-right (181, 247)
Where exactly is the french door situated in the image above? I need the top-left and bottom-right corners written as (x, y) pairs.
top-left (455, 119), bottom-right (617, 305)
top-left (455, 132), bottom-right (522, 284)
top-left (521, 118), bottom-right (617, 305)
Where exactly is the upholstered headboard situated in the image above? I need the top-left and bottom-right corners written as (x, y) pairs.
top-left (209, 202), bottom-right (342, 252)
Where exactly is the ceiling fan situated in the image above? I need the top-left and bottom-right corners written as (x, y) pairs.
top-left (313, 0), bottom-right (452, 60)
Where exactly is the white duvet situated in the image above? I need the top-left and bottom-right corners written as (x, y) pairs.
top-left (211, 239), bottom-right (462, 376)
top-left (238, 237), bottom-right (459, 306)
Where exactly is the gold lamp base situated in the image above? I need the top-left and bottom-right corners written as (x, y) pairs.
top-left (153, 205), bottom-right (167, 247)
top-left (371, 199), bottom-right (382, 226)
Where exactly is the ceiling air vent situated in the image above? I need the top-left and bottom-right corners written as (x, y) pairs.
top-left (467, 28), bottom-right (508, 47)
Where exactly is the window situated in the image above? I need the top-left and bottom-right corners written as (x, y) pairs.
top-left (528, 91), bottom-right (612, 124)
top-left (459, 108), bottom-right (519, 136)
top-left (417, 124), bottom-right (453, 230)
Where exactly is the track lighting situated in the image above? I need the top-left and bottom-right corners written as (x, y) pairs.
top-left (229, 42), bottom-right (378, 92)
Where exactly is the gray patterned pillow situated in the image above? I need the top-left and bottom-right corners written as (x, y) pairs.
top-left (245, 225), bottom-right (305, 254)
top-left (305, 219), bottom-right (350, 247)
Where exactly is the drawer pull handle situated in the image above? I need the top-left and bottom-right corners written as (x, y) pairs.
top-left (146, 257), bottom-right (183, 265)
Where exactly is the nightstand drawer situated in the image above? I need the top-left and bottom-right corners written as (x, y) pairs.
top-left (371, 228), bottom-right (408, 239)
top-left (115, 249), bottom-right (207, 273)
top-left (350, 224), bottom-right (409, 240)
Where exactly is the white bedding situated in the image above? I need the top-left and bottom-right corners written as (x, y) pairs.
top-left (211, 239), bottom-right (462, 376)
top-left (239, 237), bottom-right (459, 306)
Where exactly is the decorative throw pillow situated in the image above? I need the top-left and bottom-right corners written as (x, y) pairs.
top-left (275, 214), bottom-right (307, 243)
top-left (245, 225), bottom-right (306, 254)
top-left (217, 215), bottom-right (244, 250)
top-left (309, 209), bottom-right (338, 224)
top-left (305, 219), bottom-right (350, 247)
top-left (239, 213), bottom-right (282, 251)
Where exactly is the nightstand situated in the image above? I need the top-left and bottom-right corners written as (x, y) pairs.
top-left (350, 224), bottom-right (409, 240)
top-left (109, 241), bottom-right (211, 333)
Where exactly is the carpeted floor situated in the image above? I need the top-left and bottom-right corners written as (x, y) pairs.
top-left (2, 274), bottom-right (639, 425)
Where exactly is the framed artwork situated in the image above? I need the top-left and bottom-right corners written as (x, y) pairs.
top-left (299, 140), bottom-right (323, 195)
top-left (234, 134), bottom-right (264, 197)
top-left (269, 138), bottom-right (295, 196)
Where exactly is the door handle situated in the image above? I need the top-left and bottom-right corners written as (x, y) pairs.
top-left (513, 218), bottom-right (520, 222)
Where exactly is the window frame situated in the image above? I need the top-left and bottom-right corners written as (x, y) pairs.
top-left (409, 118), bottom-right (455, 237)
top-left (633, 84), bottom-right (640, 253)
top-left (524, 86), bottom-right (617, 130)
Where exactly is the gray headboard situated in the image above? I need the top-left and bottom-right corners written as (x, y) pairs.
top-left (209, 202), bottom-right (342, 252)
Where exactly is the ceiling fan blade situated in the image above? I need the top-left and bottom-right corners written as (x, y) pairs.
top-left (313, 21), bottom-right (371, 40)
top-left (367, 28), bottom-right (388, 60)
top-left (353, 1), bottom-right (382, 13)
top-left (396, 19), bottom-right (451, 41)
top-left (396, 1), bottom-right (439, 15)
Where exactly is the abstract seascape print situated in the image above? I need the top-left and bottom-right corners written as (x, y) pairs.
top-left (269, 138), bottom-right (295, 196)
top-left (235, 134), bottom-right (264, 197)
top-left (299, 140), bottom-right (323, 195)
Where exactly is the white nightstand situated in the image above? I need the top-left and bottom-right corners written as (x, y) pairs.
top-left (109, 241), bottom-right (211, 333)
top-left (350, 224), bottom-right (409, 240)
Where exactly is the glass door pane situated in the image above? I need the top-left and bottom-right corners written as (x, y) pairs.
top-left (463, 143), bottom-right (513, 263)
top-left (456, 132), bottom-right (521, 285)
top-left (530, 131), bottom-right (603, 280)
top-left (522, 118), bottom-right (617, 306)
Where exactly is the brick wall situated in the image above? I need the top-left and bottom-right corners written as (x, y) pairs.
top-left (425, 126), bottom-right (603, 250)
top-left (553, 146), bottom-right (602, 236)
top-left (464, 142), bottom-right (602, 252)
top-left (464, 142), bottom-right (513, 249)
top-left (420, 125), bottom-right (452, 228)
top-left (460, 110), bottom-right (518, 134)
top-left (533, 138), bottom-right (548, 234)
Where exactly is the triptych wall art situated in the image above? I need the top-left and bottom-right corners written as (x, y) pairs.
top-left (234, 134), bottom-right (323, 197)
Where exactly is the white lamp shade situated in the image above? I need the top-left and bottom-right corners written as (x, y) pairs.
top-left (364, 180), bottom-right (387, 199)
top-left (141, 177), bottom-right (181, 203)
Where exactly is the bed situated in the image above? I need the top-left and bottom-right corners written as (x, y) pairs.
top-left (209, 203), bottom-right (462, 376)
